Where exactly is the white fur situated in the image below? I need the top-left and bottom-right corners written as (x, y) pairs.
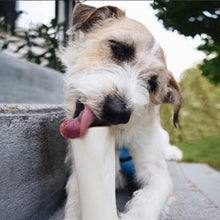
top-left (62, 7), bottom-right (182, 220)
top-left (164, 145), bottom-right (183, 161)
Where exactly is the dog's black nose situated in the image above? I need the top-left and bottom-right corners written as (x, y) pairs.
top-left (102, 96), bottom-right (131, 124)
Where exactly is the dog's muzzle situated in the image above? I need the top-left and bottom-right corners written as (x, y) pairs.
top-left (102, 96), bottom-right (131, 125)
top-left (60, 97), bottom-right (131, 139)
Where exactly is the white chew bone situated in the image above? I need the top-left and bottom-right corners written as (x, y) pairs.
top-left (70, 127), bottom-right (118, 220)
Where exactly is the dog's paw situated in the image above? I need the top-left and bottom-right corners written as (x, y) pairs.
top-left (164, 145), bottom-right (183, 161)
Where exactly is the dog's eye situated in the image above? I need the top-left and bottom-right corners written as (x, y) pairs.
top-left (109, 40), bottom-right (135, 62)
top-left (147, 75), bottom-right (158, 93)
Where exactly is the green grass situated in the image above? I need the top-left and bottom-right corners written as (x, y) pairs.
top-left (175, 136), bottom-right (220, 170)
top-left (159, 68), bottom-right (220, 171)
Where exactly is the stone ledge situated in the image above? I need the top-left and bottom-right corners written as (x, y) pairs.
top-left (0, 104), bottom-right (68, 220)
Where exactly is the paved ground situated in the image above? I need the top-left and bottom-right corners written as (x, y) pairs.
top-left (167, 162), bottom-right (220, 220)
top-left (178, 162), bottom-right (220, 208)
top-left (50, 162), bottom-right (220, 220)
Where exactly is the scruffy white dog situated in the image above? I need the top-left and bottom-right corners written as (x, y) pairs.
top-left (60, 3), bottom-right (182, 220)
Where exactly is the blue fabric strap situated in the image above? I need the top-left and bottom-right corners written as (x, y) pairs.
top-left (119, 147), bottom-right (135, 180)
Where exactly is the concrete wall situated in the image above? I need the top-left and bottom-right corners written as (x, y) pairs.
top-left (0, 54), bottom-right (68, 220)
top-left (0, 53), bottom-right (63, 104)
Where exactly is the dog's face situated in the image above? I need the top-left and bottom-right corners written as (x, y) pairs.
top-left (62, 4), bottom-right (181, 131)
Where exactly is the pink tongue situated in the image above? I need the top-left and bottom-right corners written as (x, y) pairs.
top-left (60, 106), bottom-right (94, 139)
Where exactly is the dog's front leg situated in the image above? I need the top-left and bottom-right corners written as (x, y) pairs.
top-left (120, 159), bottom-right (172, 220)
top-left (120, 133), bottom-right (173, 220)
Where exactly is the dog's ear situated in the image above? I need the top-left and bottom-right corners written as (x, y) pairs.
top-left (163, 71), bottom-right (182, 128)
top-left (72, 3), bottom-right (125, 32)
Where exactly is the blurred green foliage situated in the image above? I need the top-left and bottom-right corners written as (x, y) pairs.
top-left (176, 136), bottom-right (220, 170)
top-left (161, 68), bottom-right (220, 143)
top-left (161, 68), bottom-right (220, 169)
top-left (152, 1), bottom-right (220, 84)
top-left (0, 18), bottom-right (66, 72)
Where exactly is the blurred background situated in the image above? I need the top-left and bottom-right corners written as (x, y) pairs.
top-left (0, 0), bottom-right (219, 170)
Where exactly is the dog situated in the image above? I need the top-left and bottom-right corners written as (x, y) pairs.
top-left (61, 3), bottom-right (182, 220)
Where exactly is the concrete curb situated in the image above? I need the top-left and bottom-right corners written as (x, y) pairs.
top-left (0, 53), bottom-right (67, 220)
top-left (0, 104), bottom-right (68, 220)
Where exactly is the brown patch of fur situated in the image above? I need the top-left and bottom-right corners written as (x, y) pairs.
top-left (155, 47), bottom-right (166, 63)
top-left (72, 4), bottom-right (95, 30)
top-left (155, 162), bottom-right (163, 170)
top-left (75, 17), bottom-right (156, 71)
top-left (164, 71), bottom-right (182, 128)
top-left (73, 3), bottom-right (125, 32)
